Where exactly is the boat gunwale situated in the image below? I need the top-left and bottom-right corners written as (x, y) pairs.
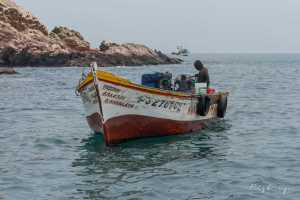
top-left (77, 72), bottom-right (229, 99)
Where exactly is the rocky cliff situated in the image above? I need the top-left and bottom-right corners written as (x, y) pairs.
top-left (0, 0), bottom-right (181, 67)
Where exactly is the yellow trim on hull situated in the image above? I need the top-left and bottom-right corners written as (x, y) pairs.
top-left (78, 70), bottom-right (192, 98)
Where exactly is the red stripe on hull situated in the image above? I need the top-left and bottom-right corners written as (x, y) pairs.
top-left (103, 115), bottom-right (213, 145)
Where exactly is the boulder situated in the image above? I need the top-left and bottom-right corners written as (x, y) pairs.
top-left (51, 26), bottom-right (90, 51)
top-left (0, 67), bottom-right (17, 75)
top-left (99, 40), bottom-right (117, 51)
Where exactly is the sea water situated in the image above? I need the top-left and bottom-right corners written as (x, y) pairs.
top-left (0, 54), bottom-right (299, 199)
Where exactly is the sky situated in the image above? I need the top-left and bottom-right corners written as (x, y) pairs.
top-left (15, 0), bottom-right (300, 53)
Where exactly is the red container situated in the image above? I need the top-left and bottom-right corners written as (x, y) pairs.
top-left (207, 88), bottom-right (216, 94)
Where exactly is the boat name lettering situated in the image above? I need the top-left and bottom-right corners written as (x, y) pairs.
top-left (102, 91), bottom-right (126, 100)
top-left (187, 103), bottom-right (197, 115)
top-left (137, 96), bottom-right (185, 112)
top-left (104, 98), bottom-right (134, 108)
top-left (102, 85), bottom-right (120, 93)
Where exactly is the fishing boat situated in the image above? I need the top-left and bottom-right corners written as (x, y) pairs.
top-left (76, 63), bottom-right (228, 145)
top-left (171, 46), bottom-right (190, 56)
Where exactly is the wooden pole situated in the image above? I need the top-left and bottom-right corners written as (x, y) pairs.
top-left (91, 62), bottom-right (104, 122)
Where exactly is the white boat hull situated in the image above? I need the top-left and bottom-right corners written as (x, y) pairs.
top-left (79, 76), bottom-right (224, 144)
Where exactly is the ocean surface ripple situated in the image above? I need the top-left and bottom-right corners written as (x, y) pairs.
top-left (0, 54), bottom-right (299, 200)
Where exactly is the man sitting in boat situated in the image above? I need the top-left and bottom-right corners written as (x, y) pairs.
top-left (194, 60), bottom-right (210, 88)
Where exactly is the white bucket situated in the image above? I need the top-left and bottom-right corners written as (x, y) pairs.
top-left (195, 83), bottom-right (207, 95)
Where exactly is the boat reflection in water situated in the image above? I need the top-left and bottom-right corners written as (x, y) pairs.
top-left (71, 119), bottom-right (231, 199)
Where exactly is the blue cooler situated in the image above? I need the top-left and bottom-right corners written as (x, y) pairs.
top-left (141, 73), bottom-right (164, 88)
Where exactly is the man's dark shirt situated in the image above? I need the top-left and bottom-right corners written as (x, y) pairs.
top-left (195, 67), bottom-right (210, 87)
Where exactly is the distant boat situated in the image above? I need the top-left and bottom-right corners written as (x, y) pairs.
top-left (76, 63), bottom-right (229, 145)
top-left (171, 46), bottom-right (190, 56)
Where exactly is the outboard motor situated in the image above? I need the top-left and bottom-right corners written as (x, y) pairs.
top-left (158, 72), bottom-right (172, 90)
top-left (174, 75), bottom-right (195, 92)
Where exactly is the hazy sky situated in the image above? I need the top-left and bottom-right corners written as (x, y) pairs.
top-left (15, 0), bottom-right (300, 53)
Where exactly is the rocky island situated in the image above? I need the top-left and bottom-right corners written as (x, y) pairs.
top-left (0, 67), bottom-right (16, 74)
top-left (0, 0), bottom-right (181, 67)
